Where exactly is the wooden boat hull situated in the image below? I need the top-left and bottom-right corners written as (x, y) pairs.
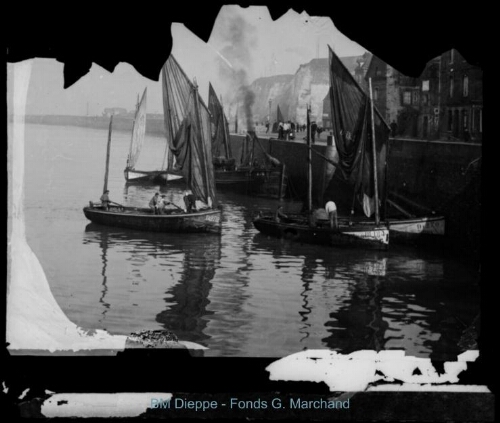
top-left (253, 216), bottom-right (389, 250)
top-left (387, 215), bottom-right (445, 244)
top-left (124, 169), bottom-right (184, 184)
top-left (83, 205), bottom-right (222, 233)
top-left (215, 166), bottom-right (287, 199)
top-left (343, 215), bottom-right (445, 246)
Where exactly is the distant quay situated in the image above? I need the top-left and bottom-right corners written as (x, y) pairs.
top-left (21, 114), bottom-right (167, 137)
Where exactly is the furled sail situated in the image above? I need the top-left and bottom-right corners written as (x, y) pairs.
top-left (162, 55), bottom-right (217, 206)
top-left (208, 83), bottom-right (232, 160)
top-left (126, 88), bottom-right (147, 170)
top-left (328, 45), bottom-right (390, 218)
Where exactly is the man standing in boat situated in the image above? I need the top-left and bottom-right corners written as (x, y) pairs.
top-left (325, 200), bottom-right (338, 229)
top-left (149, 192), bottom-right (161, 214)
top-left (100, 190), bottom-right (111, 210)
top-left (275, 205), bottom-right (287, 222)
top-left (158, 195), bottom-right (168, 215)
top-left (183, 191), bottom-right (197, 213)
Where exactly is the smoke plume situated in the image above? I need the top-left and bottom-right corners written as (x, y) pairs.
top-left (214, 10), bottom-right (257, 132)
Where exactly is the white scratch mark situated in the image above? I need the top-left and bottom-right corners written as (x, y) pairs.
top-left (207, 43), bottom-right (234, 69)
top-left (266, 349), bottom-right (481, 392)
top-left (19, 388), bottom-right (30, 400)
top-left (41, 393), bottom-right (172, 418)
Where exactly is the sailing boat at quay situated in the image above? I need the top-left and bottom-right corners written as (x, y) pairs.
top-left (209, 83), bottom-right (288, 199)
top-left (83, 56), bottom-right (222, 233)
top-left (123, 87), bottom-right (183, 184)
top-left (253, 46), bottom-right (390, 250)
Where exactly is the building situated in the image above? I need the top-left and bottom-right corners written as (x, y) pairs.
top-left (439, 49), bottom-right (483, 142)
top-left (364, 50), bottom-right (482, 142)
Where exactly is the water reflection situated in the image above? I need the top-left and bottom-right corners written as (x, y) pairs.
top-left (250, 234), bottom-right (479, 359)
top-left (83, 223), bottom-right (221, 345)
top-left (24, 124), bottom-right (481, 358)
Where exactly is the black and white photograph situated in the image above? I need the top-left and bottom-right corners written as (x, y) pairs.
top-left (5, 2), bottom-right (493, 420)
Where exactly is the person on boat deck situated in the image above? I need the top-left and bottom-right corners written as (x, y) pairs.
top-left (275, 206), bottom-right (287, 223)
top-left (183, 191), bottom-right (197, 213)
top-left (157, 195), bottom-right (170, 215)
top-left (149, 192), bottom-right (161, 214)
top-left (325, 200), bottom-right (338, 229)
top-left (311, 208), bottom-right (329, 226)
top-left (100, 190), bottom-right (111, 210)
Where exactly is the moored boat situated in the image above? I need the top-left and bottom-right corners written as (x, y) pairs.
top-left (254, 212), bottom-right (388, 249)
top-left (208, 83), bottom-right (287, 199)
top-left (85, 55), bottom-right (222, 234)
top-left (124, 168), bottom-right (183, 184)
top-left (124, 87), bottom-right (184, 184)
top-left (386, 215), bottom-right (445, 244)
top-left (83, 204), bottom-right (221, 233)
top-left (253, 45), bottom-right (390, 250)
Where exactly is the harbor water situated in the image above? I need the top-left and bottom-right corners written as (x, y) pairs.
top-left (18, 123), bottom-right (481, 358)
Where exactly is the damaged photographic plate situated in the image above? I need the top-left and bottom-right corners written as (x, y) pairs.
top-left (6, 3), bottom-right (492, 421)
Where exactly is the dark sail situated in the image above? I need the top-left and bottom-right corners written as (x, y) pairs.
top-left (208, 83), bottom-right (232, 160)
top-left (328, 45), bottom-right (389, 218)
top-left (162, 55), bottom-right (217, 206)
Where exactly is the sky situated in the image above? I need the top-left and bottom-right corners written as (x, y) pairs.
top-left (7, 5), bottom-right (367, 117)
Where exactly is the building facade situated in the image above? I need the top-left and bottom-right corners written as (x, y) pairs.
top-left (365, 49), bottom-right (482, 143)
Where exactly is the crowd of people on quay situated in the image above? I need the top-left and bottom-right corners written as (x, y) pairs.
top-left (264, 120), bottom-right (324, 143)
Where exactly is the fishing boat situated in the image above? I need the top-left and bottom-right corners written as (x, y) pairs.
top-left (124, 87), bottom-right (183, 184)
top-left (84, 56), bottom-right (222, 233)
top-left (208, 83), bottom-right (288, 199)
top-left (253, 46), bottom-right (390, 250)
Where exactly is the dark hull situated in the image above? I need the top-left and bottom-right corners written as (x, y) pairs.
top-left (387, 216), bottom-right (446, 245)
top-left (352, 215), bottom-right (445, 246)
top-left (253, 216), bottom-right (389, 250)
top-left (215, 166), bottom-right (287, 199)
top-left (83, 205), bottom-right (222, 233)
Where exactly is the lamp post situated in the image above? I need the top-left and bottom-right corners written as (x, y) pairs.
top-left (268, 99), bottom-right (272, 124)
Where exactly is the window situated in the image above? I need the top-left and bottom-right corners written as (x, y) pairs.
top-left (448, 110), bottom-right (453, 131)
top-left (412, 91), bottom-right (420, 104)
top-left (403, 91), bottom-right (411, 104)
top-left (422, 80), bottom-right (430, 92)
top-left (449, 75), bottom-right (454, 97)
top-left (463, 75), bottom-right (469, 97)
top-left (374, 87), bottom-right (379, 100)
top-left (422, 94), bottom-right (428, 105)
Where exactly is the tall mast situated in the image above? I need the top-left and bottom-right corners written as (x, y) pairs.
top-left (368, 78), bottom-right (380, 225)
top-left (220, 95), bottom-right (230, 159)
top-left (162, 70), bottom-right (175, 171)
top-left (103, 115), bottom-right (113, 193)
top-left (193, 79), bottom-right (211, 203)
top-left (307, 105), bottom-right (312, 214)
